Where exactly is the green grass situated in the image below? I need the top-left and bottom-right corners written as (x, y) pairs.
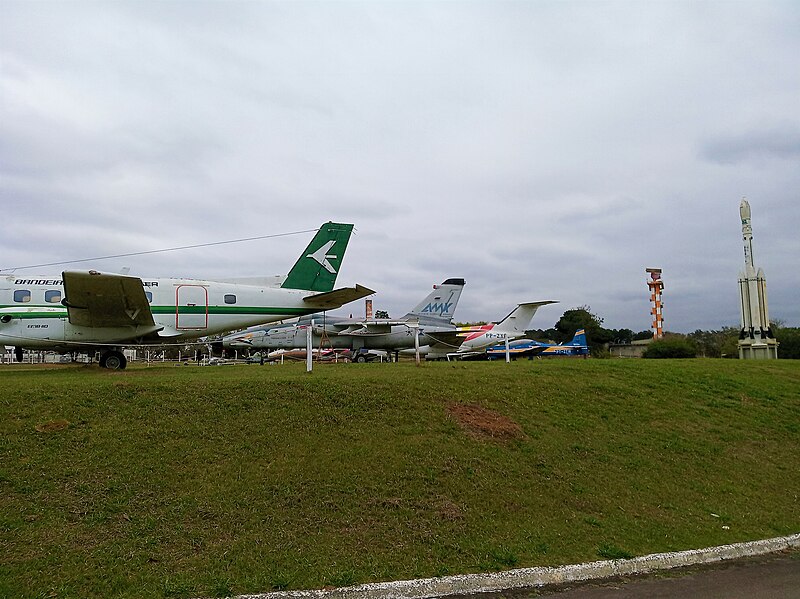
top-left (1, 359), bottom-right (798, 598)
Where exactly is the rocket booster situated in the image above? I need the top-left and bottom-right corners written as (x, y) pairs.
top-left (740, 199), bottom-right (756, 276)
top-left (738, 198), bottom-right (771, 339)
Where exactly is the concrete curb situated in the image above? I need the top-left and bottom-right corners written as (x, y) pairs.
top-left (232, 533), bottom-right (799, 599)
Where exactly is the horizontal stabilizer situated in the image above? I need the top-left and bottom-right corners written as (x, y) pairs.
top-left (302, 284), bottom-right (375, 310)
top-left (424, 330), bottom-right (465, 350)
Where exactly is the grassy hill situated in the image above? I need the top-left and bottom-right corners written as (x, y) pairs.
top-left (1, 359), bottom-right (798, 598)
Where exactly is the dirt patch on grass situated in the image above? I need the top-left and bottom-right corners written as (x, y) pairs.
top-left (447, 402), bottom-right (524, 442)
top-left (436, 496), bottom-right (466, 521)
top-left (35, 419), bottom-right (70, 433)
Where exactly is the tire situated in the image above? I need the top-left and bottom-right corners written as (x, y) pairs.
top-left (355, 355), bottom-right (367, 363)
top-left (102, 351), bottom-right (127, 370)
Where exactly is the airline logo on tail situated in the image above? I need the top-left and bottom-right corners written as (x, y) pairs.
top-left (281, 222), bottom-right (353, 292)
top-left (421, 301), bottom-right (455, 316)
top-left (406, 279), bottom-right (465, 322)
top-left (306, 240), bottom-right (338, 274)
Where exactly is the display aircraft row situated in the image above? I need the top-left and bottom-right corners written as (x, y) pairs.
top-left (0, 223), bottom-right (372, 369)
top-left (485, 329), bottom-right (589, 359)
top-left (2, 221), bottom-right (577, 368)
top-left (221, 278), bottom-right (558, 360)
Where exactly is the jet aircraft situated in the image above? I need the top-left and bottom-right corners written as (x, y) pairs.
top-left (0, 222), bottom-right (373, 369)
top-left (424, 301), bottom-right (557, 359)
top-left (222, 278), bottom-right (466, 359)
top-left (485, 328), bottom-right (589, 359)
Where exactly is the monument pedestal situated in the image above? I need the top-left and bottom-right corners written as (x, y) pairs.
top-left (738, 338), bottom-right (779, 359)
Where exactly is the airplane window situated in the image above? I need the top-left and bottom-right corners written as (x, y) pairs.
top-left (14, 290), bottom-right (31, 303)
top-left (224, 294), bottom-right (237, 304)
top-left (45, 290), bottom-right (62, 303)
top-left (145, 291), bottom-right (153, 303)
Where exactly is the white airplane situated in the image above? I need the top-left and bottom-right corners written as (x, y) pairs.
top-left (0, 222), bottom-right (373, 369)
top-left (221, 278), bottom-right (466, 360)
top-left (424, 301), bottom-right (557, 359)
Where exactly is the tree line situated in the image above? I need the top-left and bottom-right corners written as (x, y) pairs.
top-left (525, 306), bottom-right (800, 359)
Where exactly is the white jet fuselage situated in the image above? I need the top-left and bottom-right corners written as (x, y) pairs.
top-left (227, 320), bottom-right (453, 352)
top-left (1, 275), bottom-right (334, 350)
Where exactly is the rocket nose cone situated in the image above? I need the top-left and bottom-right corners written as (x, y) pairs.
top-left (740, 198), bottom-right (751, 220)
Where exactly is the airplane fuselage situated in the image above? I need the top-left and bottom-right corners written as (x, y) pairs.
top-left (485, 329), bottom-right (589, 359)
top-left (226, 320), bottom-right (453, 352)
top-left (0, 274), bottom-right (322, 351)
top-left (455, 324), bottom-right (519, 352)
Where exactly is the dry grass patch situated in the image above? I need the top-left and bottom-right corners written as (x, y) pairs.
top-left (447, 402), bottom-right (524, 441)
top-left (34, 419), bottom-right (70, 433)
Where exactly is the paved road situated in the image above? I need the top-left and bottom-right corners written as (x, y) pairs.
top-left (459, 551), bottom-right (800, 599)
top-left (528, 551), bottom-right (800, 599)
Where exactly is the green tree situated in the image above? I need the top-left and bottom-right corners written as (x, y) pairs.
top-left (554, 306), bottom-right (600, 340)
top-left (775, 327), bottom-right (800, 359)
top-left (719, 326), bottom-right (740, 358)
top-left (642, 336), bottom-right (698, 358)
top-left (554, 306), bottom-right (613, 356)
top-left (686, 328), bottom-right (739, 358)
top-left (524, 328), bottom-right (559, 342)
top-left (609, 328), bottom-right (634, 344)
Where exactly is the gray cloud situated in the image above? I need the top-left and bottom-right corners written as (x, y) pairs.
top-left (2, 1), bottom-right (799, 331)
top-left (701, 125), bottom-right (800, 165)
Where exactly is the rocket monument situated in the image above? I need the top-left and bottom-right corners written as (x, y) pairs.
top-left (737, 198), bottom-right (778, 359)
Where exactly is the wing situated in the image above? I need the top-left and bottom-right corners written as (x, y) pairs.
top-left (302, 284), bottom-right (375, 310)
top-left (62, 270), bottom-right (157, 328)
top-left (335, 318), bottom-right (416, 336)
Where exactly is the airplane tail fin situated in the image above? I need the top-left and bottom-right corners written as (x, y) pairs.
top-left (281, 222), bottom-right (354, 292)
top-left (567, 328), bottom-right (588, 346)
top-left (402, 278), bottom-right (466, 323)
top-left (493, 301), bottom-right (557, 334)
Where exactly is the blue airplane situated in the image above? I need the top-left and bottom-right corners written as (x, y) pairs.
top-left (485, 329), bottom-right (589, 360)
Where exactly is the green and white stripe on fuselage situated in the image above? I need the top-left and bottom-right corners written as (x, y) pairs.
top-left (0, 221), bottom-right (373, 365)
top-left (0, 277), bottom-right (334, 350)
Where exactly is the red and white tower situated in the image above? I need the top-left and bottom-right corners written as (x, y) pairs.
top-left (646, 268), bottom-right (664, 339)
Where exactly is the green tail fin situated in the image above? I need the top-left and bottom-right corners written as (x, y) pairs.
top-left (281, 222), bottom-right (354, 292)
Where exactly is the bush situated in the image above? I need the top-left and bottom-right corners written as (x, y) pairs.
top-left (776, 327), bottom-right (800, 359)
top-left (642, 337), bottom-right (697, 359)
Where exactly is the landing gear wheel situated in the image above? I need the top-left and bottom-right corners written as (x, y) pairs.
top-left (15, 347), bottom-right (24, 362)
top-left (100, 350), bottom-right (127, 370)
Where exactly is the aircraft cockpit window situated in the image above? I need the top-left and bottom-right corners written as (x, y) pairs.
top-left (145, 291), bottom-right (153, 303)
top-left (14, 290), bottom-right (31, 303)
top-left (224, 294), bottom-right (237, 304)
top-left (45, 290), bottom-right (62, 303)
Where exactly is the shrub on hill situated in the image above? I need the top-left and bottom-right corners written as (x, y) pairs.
top-left (642, 337), bottom-right (698, 358)
top-left (775, 327), bottom-right (800, 359)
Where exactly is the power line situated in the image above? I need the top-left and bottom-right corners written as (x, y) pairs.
top-left (0, 227), bottom-right (318, 272)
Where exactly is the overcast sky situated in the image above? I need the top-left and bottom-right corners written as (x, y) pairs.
top-left (2, 1), bottom-right (799, 332)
